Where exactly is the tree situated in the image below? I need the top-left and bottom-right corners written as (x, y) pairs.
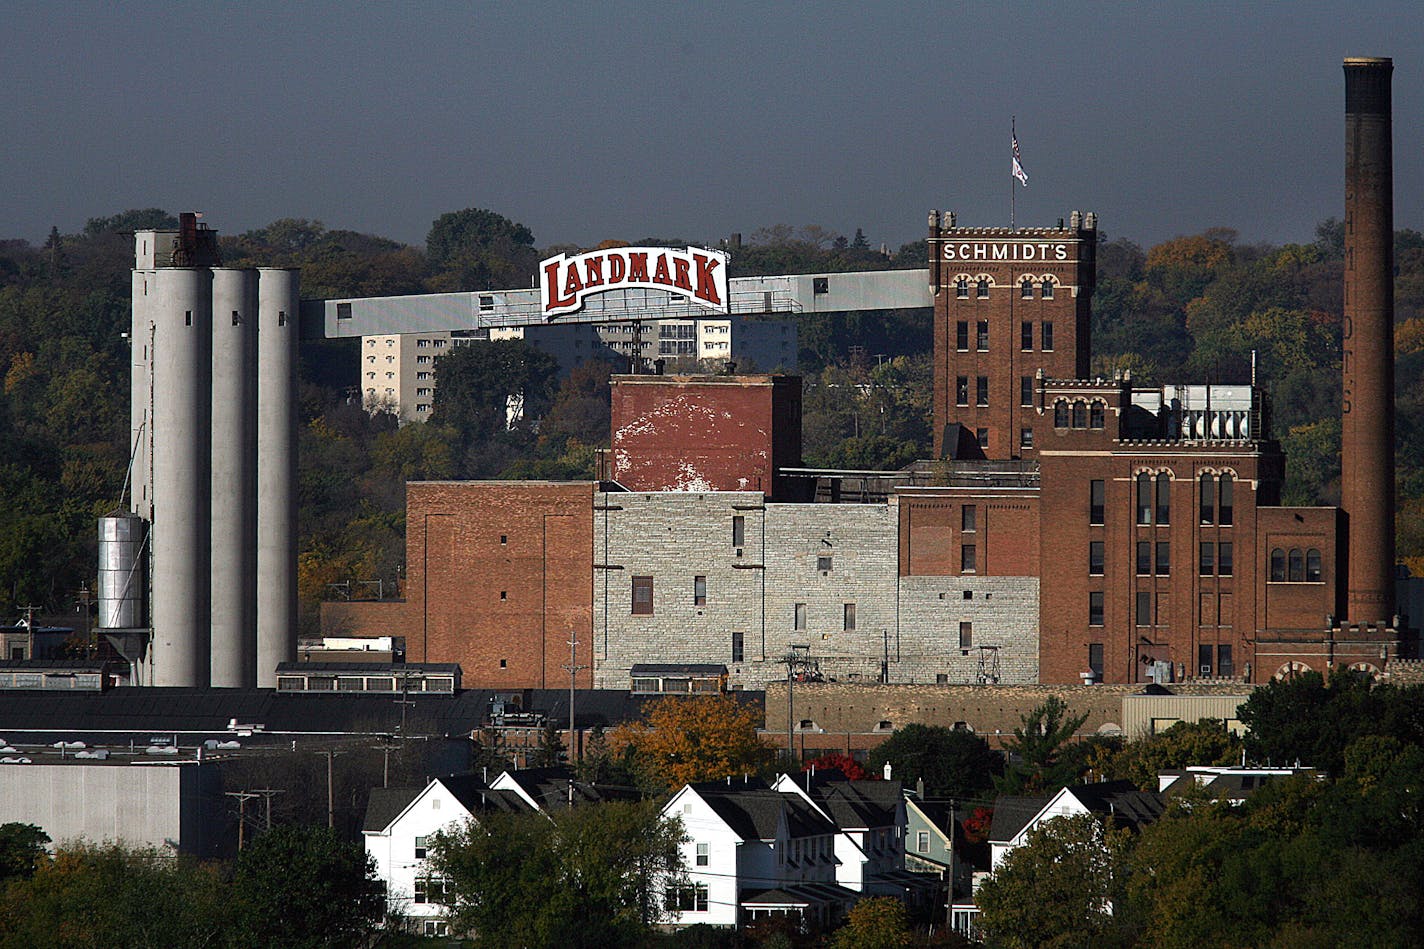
top-left (229, 824), bottom-right (385, 948)
top-left (0, 823), bottom-right (48, 884)
top-left (867, 725), bottom-right (1001, 799)
top-left (425, 207), bottom-right (538, 291)
top-left (429, 340), bottom-right (559, 464)
top-left (831, 896), bottom-right (911, 949)
top-left (432, 800), bottom-right (685, 948)
top-left (997, 697), bottom-right (1090, 795)
top-left (803, 752), bottom-right (869, 781)
top-left (608, 693), bottom-right (772, 791)
top-left (1100, 719), bottom-right (1243, 789)
top-left (533, 717), bottom-right (566, 767)
top-left (975, 814), bottom-right (1128, 949)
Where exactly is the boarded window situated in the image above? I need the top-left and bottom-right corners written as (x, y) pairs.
top-left (632, 576), bottom-right (653, 615)
top-left (694, 575), bottom-right (707, 606)
top-left (959, 621), bottom-right (972, 649)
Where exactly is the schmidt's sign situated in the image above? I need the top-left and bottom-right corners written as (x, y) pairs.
top-left (940, 241), bottom-right (1070, 261)
top-left (540, 246), bottom-right (729, 317)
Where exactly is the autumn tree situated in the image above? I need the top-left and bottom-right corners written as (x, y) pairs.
top-left (803, 752), bottom-right (869, 781)
top-left (608, 693), bottom-right (772, 791)
top-left (831, 896), bottom-right (912, 949)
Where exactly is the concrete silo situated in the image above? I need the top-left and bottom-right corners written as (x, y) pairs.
top-left (256, 268), bottom-right (299, 687)
top-left (210, 268), bottom-right (259, 687)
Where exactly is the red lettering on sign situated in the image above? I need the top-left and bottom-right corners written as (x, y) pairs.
top-left (627, 252), bottom-right (649, 283)
top-left (583, 255), bottom-right (604, 288)
top-left (543, 259), bottom-right (576, 311)
top-left (652, 253), bottom-right (672, 286)
top-left (609, 254), bottom-right (627, 284)
top-left (693, 254), bottom-right (722, 306)
top-left (672, 256), bottom-right (693, 292)
top-left (563, 264), bottom-right (584, 298)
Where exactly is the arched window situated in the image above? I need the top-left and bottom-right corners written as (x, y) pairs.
top-left (1270, 548), bottom-right (1286, 581)
top-left (1021, 277), bottom-right (1033, 298)
top-left (956, 277), bottom-right (968, 298)
top-left (1089, 402), bottom-right (1105, 429)
top-left (1136, 473), bottom-right (1152, 525)
top-left (1200, 472), bottom-right (1215, 524)
top-left (1054, 400), bottom-right (1069, 428)
top-left (1071, 401), bottom-right (1087, 428)
top-left (1041, 279), bottom-right (1055, 299)
top-left (976, 278), bottom-right (990, 298)
top-left (1218, 473), bottom-right (1234, 526)
top-left (1156, 472), bottom-right (1172, 525)
top-left (1288, 548), bottom-right (1305, 582)
top-left (1306, 548), bottom-right (1322, 582)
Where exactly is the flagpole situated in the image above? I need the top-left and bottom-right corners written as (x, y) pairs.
top-left (1010, 116), bottom-right (1016, 230)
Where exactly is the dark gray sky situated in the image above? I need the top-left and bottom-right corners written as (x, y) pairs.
top-left (4, 1), bottom-right (1421, 253)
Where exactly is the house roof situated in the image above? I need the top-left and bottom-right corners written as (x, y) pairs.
top-left (988, 795), bottom-right (1052, 843)
top-left (439, 774), bottom-right (533, 815)
top-left (740, 882), bottom-right (860, 908)
top-left (1068, 780), bottom-right (1165, 831)
top-left (496, 767), bottom-right (641, 810)
top-left (692, 782), bottom-right (836, 842)
top-left (786, 771), bottom-right (902, 829)
top-left (363, 786), bottom-right (423, 833)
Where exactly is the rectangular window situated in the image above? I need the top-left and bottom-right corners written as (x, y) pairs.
top-left (1021, 321), bottom-right (1033, 350)
top-left (794, 603), bottom-right (807, 631)
top-left (632, 576), bottom-right (654, 615)
top-left (731, 630), bottom-right (744, 663)
top-left (917, 831), bottom-right (931, 854)
top-left (337, 302), bottom-right (352, 320)
top-left (1220, 478), bottom-right (1234, 526)
top-left (1218, 542), bottom-right (1233, 577)
top-left (1020, 376), bottom-right (1034, 407)
top-left (976, 428), bottom-right (989, 449)
top-left (962, 505), bottom-right (977, 532)
top-left (732, 515), bottom-right (745, 547)
top-left (1198, 644), bottom-right (1213, 677)
top-left (1089, 480), bottom-right (1105, 525)
top-left (1042, 321), bottom-right (1054, 351)
top-left (1020, 427), bottom-right (1034, 448)
top-left (843, 603), bottom-right (856, 631)
top-left (976, 376), bottom-right (989, 406)
top-left (1136, 591), bottom-right (1152, 627)
top-left (959, 621), bottom-right (973, 649)
top-left (1156, 541), bottom-right (1170, 576)
top-left (1089, 591), bottom-right (1104, 626)
top-left (414, 836), bottom-right (428, 859)
top-left (817, 555), bottom-right (833, 572)
top-left (961, 544), bottom-right (977, 573)
top-left (1089, 541), bottom-right (1105, 576)
top-left (1088, 643), bottom-right (1105, 676)
top-left (976, 321), bottom-right (989, 351)
top-left (1137, 476), bottom-right (1152, 525)
top-left (1218, 644), bottom-right (1234, 677)
top-left (694, 575), bottom-right (707, 606)
top-left (696, 842), bottom-right (709, 867)
top-left (956, 321), bottom-right (969, 351)
top-left (1156, 476), bottom-right (1171, 525)
top-left (1199, 543), bottom-right (1215, 576)
top-left (1136, 541), bottom-right (1151, 576)
top-left (956, 376), bottom-right (969, 406)
top-left (1200, 592), bottom-right (1216, 626)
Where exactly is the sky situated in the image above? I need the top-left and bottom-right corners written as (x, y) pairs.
top-left (3, 1), bottom-right (1422, 254)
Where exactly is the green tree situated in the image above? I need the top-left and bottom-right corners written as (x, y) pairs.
top-left (831, 896), bottom-right (911, 948)
top-left (431, 800), bottom-right (685, 948)
top-left (997, 697), bottom-right (1089, 795)
top-left (425, 207), bottom-right (538, 291)
top-left (867, 724), bottom-right (1001, 799)
top-left (429, 340), bottom-right (559, 466)
top-left (0, 823), bottom-right (49, 884)
top-left (1100, 719), bottom-right (1243, 789)
top-left (229, 824), bottom-right (385, 949)
top-left (975, 813), bottom-right (1129, 949)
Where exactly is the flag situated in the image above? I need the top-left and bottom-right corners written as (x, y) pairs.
top-left (1012, 128), bottom-right (1029, 187)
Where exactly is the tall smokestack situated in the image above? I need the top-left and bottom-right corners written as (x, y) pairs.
top-left (1342, 57), bottom-right (1395, 624)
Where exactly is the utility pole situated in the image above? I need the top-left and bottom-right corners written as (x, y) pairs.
top-left (882, 629), bottom-right (889, 684)
top-left (252, 788), bottom-right (284, 830)
top-left (18, 605), bottom-right (42, 661)
top-left (563, 633), bottom-right (588, 763)
top-left (318, 751), bottom-right (340, 829)
top-left (224, 790), bottom-right (261, 850)
top-left (76, 583), bottom-right (94, 656)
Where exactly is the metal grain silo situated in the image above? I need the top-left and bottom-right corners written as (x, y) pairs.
top-left (210, 268), bottom-right (259, 687)
top-left (97, 514), bottom-right (147, 629)
top-left (256, 268), bottom-right (299, 687)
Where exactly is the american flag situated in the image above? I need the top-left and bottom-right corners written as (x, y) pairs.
top-left (1012, 127), bottom-right (1029, 187)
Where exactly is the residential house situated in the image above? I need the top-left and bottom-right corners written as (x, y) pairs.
top-left (988, 780), bottom-right (1164, 872)
top-left (662, 779), bottom-right (857, 930)
top-left (1157, 765), bottom-right (1318, 805)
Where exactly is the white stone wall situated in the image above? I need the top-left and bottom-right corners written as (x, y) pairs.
top-left (591, 492), bottom-right (1040, 690)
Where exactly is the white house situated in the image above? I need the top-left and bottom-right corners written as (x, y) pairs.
top-left (362, 775), bottom-right (529, 936)
top-left (771, 770), bottom-right (929, 903)
top-left (988, 780), bottom-right (1164, 872)
top-left (661, 778), bottom-right (857, 930)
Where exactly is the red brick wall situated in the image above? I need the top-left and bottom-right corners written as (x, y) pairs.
top-left (610, 375), bottom-right (805, 499)
top-left (404, 482), bottom-right (594, 688)
top-left (929, 224), bottom-right (1095, 459)
top-left (899, 489), bottom-right (1040, 577)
